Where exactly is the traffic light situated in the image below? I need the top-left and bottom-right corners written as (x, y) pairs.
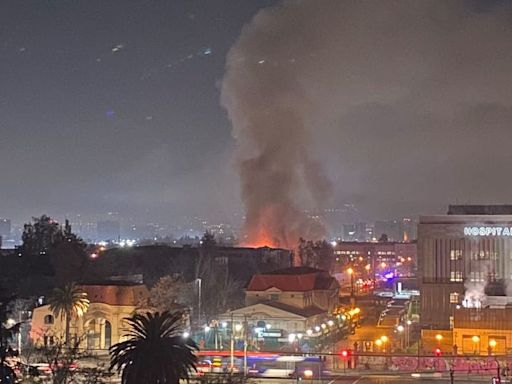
top-left (434, 348), bottom-right (442, 357)
top-left (340, 349), bottom-right (350, 360)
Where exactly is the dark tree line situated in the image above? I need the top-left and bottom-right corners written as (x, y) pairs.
top-left (297, 238), bottom-right (335, 271)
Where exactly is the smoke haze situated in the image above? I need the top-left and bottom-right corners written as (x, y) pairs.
top-left (221, 0), bottom-right (512, 245)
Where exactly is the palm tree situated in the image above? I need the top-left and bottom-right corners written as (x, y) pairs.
top-left (110, 311), bottom-right (197, 384)
top-left (48, 283), bottom-right (89, 345)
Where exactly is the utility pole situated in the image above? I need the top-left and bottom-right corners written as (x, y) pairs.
top-left (230, 313), bottom-right (234, 373)
top-left (197, 278), bottom-right (202, 327)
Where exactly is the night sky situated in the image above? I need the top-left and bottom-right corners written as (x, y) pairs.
top-left (2, 0), bottom-right (512, 229)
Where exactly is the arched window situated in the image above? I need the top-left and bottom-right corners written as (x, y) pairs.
top-left (44, 315), bottom-right (54, 325)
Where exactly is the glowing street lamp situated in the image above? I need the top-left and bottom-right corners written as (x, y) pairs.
top-left (347, 268), bottom-right (355, 297)
top-left (489, 339), bottom-right (497, 355)
top-left (435, 334), bottom-right (443, 345)
top-left (380, 336), bottom-right (389, 343)
top-left (327, 320), bottom-right (334, 327)
top-left (397, 325), bottom-right (404, 333)
top-left (472, 335), bottom-right (480, 355)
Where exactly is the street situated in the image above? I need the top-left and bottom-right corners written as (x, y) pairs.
top-left (248, 373), bottom-right (494, 384)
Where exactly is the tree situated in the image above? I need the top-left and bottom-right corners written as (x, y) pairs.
top-left (297, 238), bottom-right (334, 271)
top-left (48, 283), bottom-right (89, 346)
top-left (378, 233), bottom-right (389, 242)
top-left (0, 293), bottom-right (21, 383)
top-left (109, 311), bottom-right (198, 384)
top-left (21, 215), bottom-right (63, 255)
top-left (148, 275), bottom-right (192, 313)
top-left (200, 231), bottom-right (217, 248)
top-left (21, 216), bottom-right (89, 287)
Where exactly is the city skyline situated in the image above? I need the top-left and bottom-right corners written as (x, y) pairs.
top-left (2, 0), bottom-right (512, 242)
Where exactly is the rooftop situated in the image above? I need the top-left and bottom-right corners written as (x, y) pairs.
top-left (78, 284), bottom-right (149, 306)
top-left (246, 267), bottom-right (338, 292)
top-left (448, 205), bottom-right (512, 215)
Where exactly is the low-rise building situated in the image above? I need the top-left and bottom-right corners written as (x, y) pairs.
top-left (245, 266), bottom-right (339, 312)
top-left (31, 284), bottom-right (149, 352)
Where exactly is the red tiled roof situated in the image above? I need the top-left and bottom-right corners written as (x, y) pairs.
top-left (246, 267), bottom-right (338, 292)
top-left (79, 284), bottom-right (149, 306)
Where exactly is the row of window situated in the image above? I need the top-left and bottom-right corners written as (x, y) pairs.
top-left (448, 271), bottom-right (501, 282)
top-left (450, 249), bottom-right (499, 261)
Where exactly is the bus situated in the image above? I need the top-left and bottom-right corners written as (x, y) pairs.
top-left (195, 351), bottom-right (330, 379)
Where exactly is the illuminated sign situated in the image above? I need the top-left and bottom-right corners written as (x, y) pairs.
top-left (464, 226), bottom-right (512, 236)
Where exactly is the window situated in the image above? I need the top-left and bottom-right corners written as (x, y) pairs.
top-left (450, 292), bottom-right (460, 303)
top-left (44, 315), bottom-right (54, 325)
top-left (450, 271), bottom-right (463, 282)
top-left (269, 294), bottom-right (279, 301)
top-left (469, 271), bottom-right (485, 282)
top-left (43, 336), bottom-right (55, 347)
top-left (450, 250), bottom-right (463, 260)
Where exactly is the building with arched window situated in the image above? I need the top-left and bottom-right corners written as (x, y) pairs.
top-left (30, 284), bottom-right (149, 352)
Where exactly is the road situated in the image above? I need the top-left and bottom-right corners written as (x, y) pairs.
top-left (248, 373), bottom-right (495, 384)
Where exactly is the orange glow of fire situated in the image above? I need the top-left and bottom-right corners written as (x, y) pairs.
top-left (242, 230), bottom-right (278, 249)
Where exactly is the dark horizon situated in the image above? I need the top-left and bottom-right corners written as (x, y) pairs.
top-left (2, 0), bottom-right (512, 234)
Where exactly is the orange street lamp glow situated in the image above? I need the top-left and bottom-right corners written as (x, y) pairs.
top-left (472, 335), bottom-right (480, 343)
top-left (347, 267), bottom-right (354, 275)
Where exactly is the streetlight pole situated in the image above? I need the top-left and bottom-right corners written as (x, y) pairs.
top-left (347, 268), bottom-right (355, 308)
top-left (197, 278), bottom-right (202, 327)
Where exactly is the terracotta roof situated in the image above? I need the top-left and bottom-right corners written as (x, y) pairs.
top-left (246, 267), bottom-right (338, 292)
top-left (79, 284), bottom-right (148, 306)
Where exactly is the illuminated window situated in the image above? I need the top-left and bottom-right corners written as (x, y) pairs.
top-left (450, 292), bottom-right (460, 303)
top-left (450, 250), bottom-right (463, 260)
top-left (469, 271), bottom-right (485, 282)
top-left (450, 271), bottom-right (463, 282)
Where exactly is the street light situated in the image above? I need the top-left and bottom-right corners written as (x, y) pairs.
top-left (397, 325), bottom-right (404, 332)
top-left (196, 278), bottom-right (202, 326)
top-left (435, 334), bottom-right (443, 345)
top-left (489, 339), bottom-right (497, 356)
top-left (347, 268), bottom-right (355, 298)
top-left (327, 320), bottom-right (334, 327)
top-left (472, 335), bottom-right (480, 355)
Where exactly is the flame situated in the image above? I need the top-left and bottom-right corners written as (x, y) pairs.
top-left (241, 228), bottom-right (279, 249)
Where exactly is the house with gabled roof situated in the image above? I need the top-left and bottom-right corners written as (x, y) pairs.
top-left (245, 266), bottom-right (339, 312)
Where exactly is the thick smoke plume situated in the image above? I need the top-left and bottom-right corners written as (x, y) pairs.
top-left (221, 1), bottom-right (333, 249)
top-left (222, 0), bottom-right (512, 238)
